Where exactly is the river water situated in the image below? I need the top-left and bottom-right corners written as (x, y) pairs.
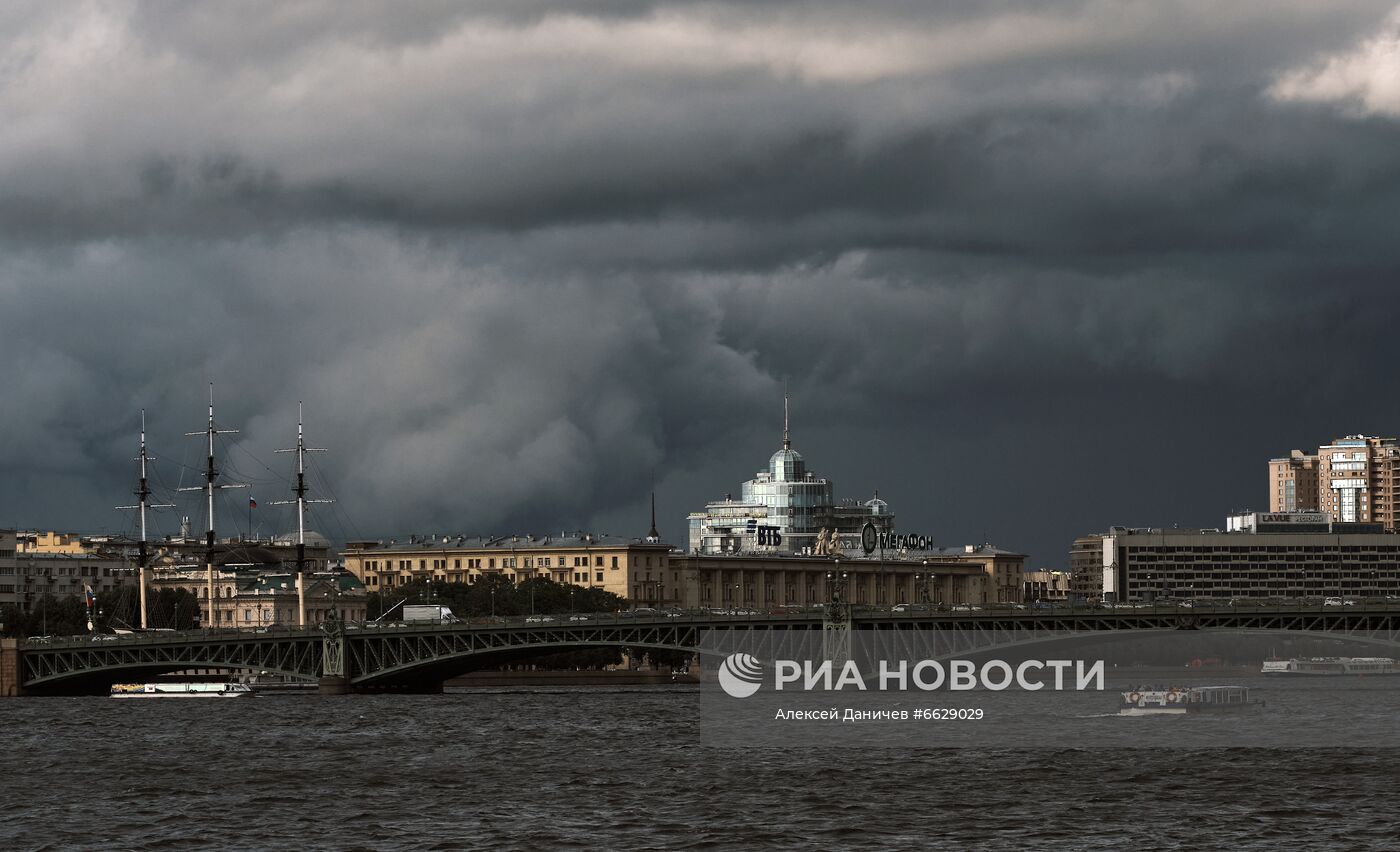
top-left (3, 685), bottom-right (1397, 850)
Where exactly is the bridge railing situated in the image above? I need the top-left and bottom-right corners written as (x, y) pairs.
top-left (17, 600), bottom-right (1400, 649)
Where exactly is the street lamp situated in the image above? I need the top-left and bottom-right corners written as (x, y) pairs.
top-left (490, 587), bottom-right (496, 618)
top-left (825, 571), bottom-right (849, 604)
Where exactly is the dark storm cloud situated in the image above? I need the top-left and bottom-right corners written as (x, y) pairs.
top-left (5, 2), bottom-right (1400, 562)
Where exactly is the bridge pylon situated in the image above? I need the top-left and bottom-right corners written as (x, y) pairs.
top-left (318, 618), bottom-right (350, 695)
top-left (823, 602), bottom-right (851, 668)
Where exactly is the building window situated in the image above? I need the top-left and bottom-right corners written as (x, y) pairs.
top-left (611, 556), bottom-right (618, 569)
top-left (596, 571), bottom-right (604, 583)
top-left (455, 559), bottom-right (461, 569)
top-left (595, 556), bottom-right (603, 567)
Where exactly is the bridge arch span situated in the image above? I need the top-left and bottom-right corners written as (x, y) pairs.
top-left (350, 639), bottom-right (699, 690)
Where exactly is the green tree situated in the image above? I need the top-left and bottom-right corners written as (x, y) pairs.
top-left (0, 587), bottom-right (200, 637)
top-left (364, 577), bottom-right (626, 622)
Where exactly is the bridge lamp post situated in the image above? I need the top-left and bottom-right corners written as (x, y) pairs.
top-left (490, 587), bottom-right (496, 618)
top-left (825, 571), bottom-right (848, 605)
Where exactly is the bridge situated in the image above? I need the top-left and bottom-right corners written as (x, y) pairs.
top-left (6, 603), bottom-right (1400, 695)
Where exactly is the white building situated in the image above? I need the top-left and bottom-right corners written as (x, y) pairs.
top-left (687, 402), bottom-right (893, 555)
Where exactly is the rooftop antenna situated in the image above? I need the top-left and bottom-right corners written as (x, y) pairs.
top-left (272, 401), bottom-right (331, 628)
top-left (647, 483), bottom-right (660, 543)
top-left (782, 379), bottom-right (791, 450)
top-left (178, 383), bottom-right (246, 628)
top-left (115, 410), bottom-right (174, 629)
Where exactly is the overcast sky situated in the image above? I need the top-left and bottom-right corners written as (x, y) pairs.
top-left (5, 1), bottom-right (1400, 566)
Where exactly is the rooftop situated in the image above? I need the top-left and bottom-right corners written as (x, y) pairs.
top-left (344, 532), bottom-right (671, 553)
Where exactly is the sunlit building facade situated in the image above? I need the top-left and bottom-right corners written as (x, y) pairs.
top-left (687, 411), bottom-right (893, 555)
top-left (1270, 435), bottom-right (1400, 529)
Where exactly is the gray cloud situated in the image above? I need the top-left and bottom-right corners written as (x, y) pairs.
top-left (4, 2), bottom-right (1400, 563)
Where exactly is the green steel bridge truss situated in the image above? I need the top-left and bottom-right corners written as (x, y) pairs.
top-left (17, 606), bottom-right (1400, 693)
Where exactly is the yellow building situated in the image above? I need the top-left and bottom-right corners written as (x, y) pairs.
top-left (671, 545), bottom-right (1026, 610)
top-left (342, 533), bottom-right (674, 604)
top-left (16, 531), bottom-right (93, 555)
top-left (344, 532), bottom-right (1024, 610)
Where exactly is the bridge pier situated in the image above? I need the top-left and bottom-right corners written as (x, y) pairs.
top-left (1, 639), bottom-right (24, 697)
top-left (317, 676), bottom-right (352, 695)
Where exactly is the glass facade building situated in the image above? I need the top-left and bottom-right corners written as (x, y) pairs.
top-left (687, 431), bottom-right (893, 555)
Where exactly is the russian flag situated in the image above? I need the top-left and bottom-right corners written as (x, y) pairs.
top-left (84, 584), bottom-right (95, 610)
top-left (249, 497), bottom-right (257, 509)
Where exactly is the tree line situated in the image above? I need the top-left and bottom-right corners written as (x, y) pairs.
top-left (366, 574), bottom-right (628, 621)
top-left (0, 587), bottom-right (200, 638)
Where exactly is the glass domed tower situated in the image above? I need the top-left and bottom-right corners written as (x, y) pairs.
top-left (741, 416), bottom-right (833, 546)
top-left (687, 393), bottom-right (894, 555)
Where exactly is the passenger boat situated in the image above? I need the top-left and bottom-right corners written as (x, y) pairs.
top-left (110, 682), bottom-right (255, 699)
top-left (1260, 657), bottom-right (1400, 676)
top-left (1119, 685), bottom-right (1261, 716)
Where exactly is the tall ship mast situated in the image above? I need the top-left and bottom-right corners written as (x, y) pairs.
top-left (273, 402), bottom-right (331, 627)
top-left (116, 411), bottom-right (172, 629)
top-left (178, 384), bottom-right (245, 628)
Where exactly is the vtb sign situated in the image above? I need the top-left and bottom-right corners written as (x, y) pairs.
top-left (745, 518), bottom-right (783, 546)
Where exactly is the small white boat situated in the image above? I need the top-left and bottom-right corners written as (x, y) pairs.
top-left (110, 682), bottom-right (255, 699)
top-left (1119, 685), bottom-right (1261, 716)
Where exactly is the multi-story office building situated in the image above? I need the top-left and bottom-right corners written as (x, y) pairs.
top-left (0, 530), bottom-right (16, 610)
top-left (1269, 450), bottom-right (1320, 513)
top-left (1069, 535), bottom-right (1104, 601)
top-left (1083, 511), bottom-right (1400, 602)
top-left (1317, 435), bottom-right (1400, 526)
top-left (1271, 436), bottom-right (1400, 528)
top-left (1023, 569), bottom-right (1072, 603)
top-left (342, 533), bottom-right (674, 604)
top-left (687, 410), bottom-right (893, 556)
top-left (3, 531), bottom-right (135, 613)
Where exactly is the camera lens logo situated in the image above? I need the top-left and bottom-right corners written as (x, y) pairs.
top-left (718, 653), bottom-right (764, 699)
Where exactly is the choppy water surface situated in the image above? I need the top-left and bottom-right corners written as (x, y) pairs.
top-left (3, 687), bottom-right (1396, 850)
